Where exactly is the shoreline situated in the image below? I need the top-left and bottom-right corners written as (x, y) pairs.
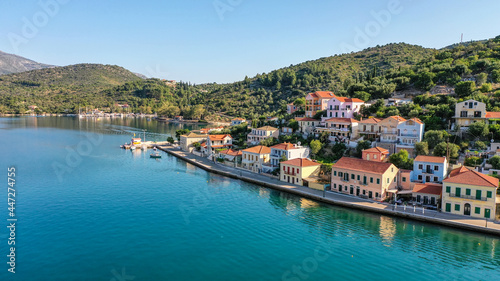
top-left (157, 145), bottom-right (500, 237)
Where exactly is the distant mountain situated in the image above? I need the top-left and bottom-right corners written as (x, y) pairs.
top-left (0, 51), bottom-right (54, 75)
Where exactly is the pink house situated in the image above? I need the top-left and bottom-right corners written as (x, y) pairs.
top-left (305, 91), bottom-right (336, 117)
top-left (324, 96), bottom-right (365, 120)
top-left (287, 103), bottom-right (298, 115)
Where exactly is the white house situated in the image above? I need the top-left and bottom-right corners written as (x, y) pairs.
top-left (396, 117), bottom-right (425, 153)
top-left (269, 143), bottom-right (310, 168)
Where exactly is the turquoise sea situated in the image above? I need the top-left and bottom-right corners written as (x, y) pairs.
top-left (0, 117), bottom-right (499, 280)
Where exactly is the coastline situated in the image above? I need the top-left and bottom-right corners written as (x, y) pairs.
top-left (158, 145), bottom-right (500, 237)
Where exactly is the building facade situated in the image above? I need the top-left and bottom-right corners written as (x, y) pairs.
top-left (241, 145), bottom-right (271, 173)
top-left (247, 126), bottom-right (279, 145)
top-left (396, 118), bottom-right (424, 153)
top-left (412, 183), bottom-right (442, 207)
top-left (180, 132), bottom-right (207, 152)
top-left (207, 134), bottom-right (233, 156)
top-left (362, 147), bottom-right (389, 162)
top-left (324, 96), bottom-right (364, 120)
top-left (295, 117), bottom-right (321, 136)
top-left (280, 158), bottom-right (321, 185)
top-left (269, 143), bottom-right (310, 168)
top-left (305, 91), bottom-right (336, 117)
top-left (412, 155), bottom-right (448, 183)
top-left (231, 118), bottom-right (246, 126)
top-left (314, 117), bottom-right (359, 143)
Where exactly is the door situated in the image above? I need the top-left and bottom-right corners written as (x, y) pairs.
top-left (464, 203), bottom-right (471, 216)
top-left (485, 209), bottom-right (491, 219)
top-left (431, 197), bottom-right (436, 206)
top-left (356, 187), bottom-right (360, 196)
top-left (350, 186), bottom-right (354, 195)
top-left (369, 191), bottom-right (373, 199)
top-left (456, 187), bottom-right (461, 198)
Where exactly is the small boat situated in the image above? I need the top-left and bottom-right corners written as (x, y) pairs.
top-left (150, 152), bottom-right (161, 158)
top-left (130, 146), bottom-right (136, 151)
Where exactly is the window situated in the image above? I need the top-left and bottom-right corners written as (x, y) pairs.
top-left (376, 179), bottom-right (380, 184)
top-left (402, 177), bottom-right (406, 182)
top-left (446, 186), bottom-right (451, 193)
top-left (351, 174), bottom-right (355, 180)
top-left (357, 175), bottom-right (360, 181)
top-left (374, 155), bottom-right (377, 159)
top-left (418, 164), bottom-right (423, 170)
top-left (487, 191), bottom-right (492, 198)
top-left (334, 171), bottom-right (337, 176)
top-left (345, 186), bottom-right (348, 191)
top-left (333, 184), bottom-right (337, 189)
top-left (445, 203), bottom-right (451, 212)
top-left (455, 187), bottom-right (461, 197)
top-left (339, 172), bottom-right (343, 177)
top-left (476, 190), bottom-right (482, 200)
top-left (363, 190), bottom-right (366, 195)
top-left (370, 177), bottom-right (373, 183)
top-left (455, 204), bottom-right (460, 211)
top-left (375, 192), bottom-right (379, 198)
top-left (434, 177), bottom-right (438, 182)
top-left (418, 175), bottom-right (423, 180)
top-left (339, 185), bottom-right (343, 191)
top-left (466, 189), bottom-right (471, 196)
top-left (434, 165), bottom-right (439, 171)
top-left (387, 178), bottom-right (389, 183)
top-left (475, 207), bottom-right (481, 214)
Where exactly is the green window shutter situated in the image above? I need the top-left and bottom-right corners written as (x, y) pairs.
top-left (446, 186), bottom-right (451, 193)
top-left (445, 203), bottom-right (451, 212)
top-left (485, 209), bottom-right (491, 219)
top-left (455, 204), bottom-right (460, 211)
top-left (466, 189), bottom-right (471, 196)
top-left (475, 207), bottom-right (481, 214)
top-left (455, 187), bottom-right (461, 197)
top-left (487, 191), bottom-right (492, 198)
top-left (476, 190), bottom-right (482, 200)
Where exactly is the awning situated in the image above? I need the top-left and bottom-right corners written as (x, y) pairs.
top-left (397, 190), bottom-right (413, 195)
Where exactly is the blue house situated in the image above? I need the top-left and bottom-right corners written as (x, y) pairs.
top-left (412, 155), bottom-right (448, 183)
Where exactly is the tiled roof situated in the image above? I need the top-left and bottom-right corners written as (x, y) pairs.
top-left (363, 147), bottom-right (389, 154)
top-left (335, 96), bottom-right (365, 103)
top-left (444, 166), bottom-right (499, 187)
top-left (486, 112), bottom-right (500, 118)
top-left (386, 115), bottom-right (407, 122)
top-left (182, 132), bottom-right (207, 138)
top-left (412, 183), bottom-right (442, 196)
top-left (408, 117), bottom-right (424, 124)
top-left (313, 91), bottom-right (336, 98)
top-left (414, 155), bottom-right (446, 164)
top-left (324, 117), bottom-right (358, 123)
top-left (209, 134), bottom-right (232, 141)
top-left (281, 158), bottom-right (321, 167)
top-left (270, 142), bottom-right (296, 151)
top-left (333, 157), bottom-right (395, 174)
top-left (295, 117), bottom-right (320, 122)
top-left (242, 145), bottom-right (271, 154)
top-left (219, 149), bottom-right (242, 156)
top-left (257, 126), bottom-right (278, 131)
top-left (359, 118), bottom-right (382, 124)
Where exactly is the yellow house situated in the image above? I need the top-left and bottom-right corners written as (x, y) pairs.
top-left (242, 145), bottom-right (271, 173)
top-left (454, 99), bottom-right (487, 128)
top-left (247, 126), bottom-right (279, 145)
top-left (331, 157), bottom-right (399, 200)
top-left (280, 158), bottom-right (321, 186)
top-left (179, 132), bottom-right (207, 152)
top-left (442, 166), bottom-right (498, 219)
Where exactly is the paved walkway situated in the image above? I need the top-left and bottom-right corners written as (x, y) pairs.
top-left (158, 145), bottom-right (500, 236)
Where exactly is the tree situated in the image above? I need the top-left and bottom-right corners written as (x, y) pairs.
top-left (310, 140), bottom-right (323, 156)
top-left (167, 136), bottom-right (175, 144)
top-left (280, 154), bottom-right (288, 162)
top-left (424, 130), bottom-right (449, 148)
top-left (474, 140), bottom-right (487, 150)
top-left (488, 155), bottom-right (500, 169)
top-left (415, 142), bottom-right (429, 156)
top-left (288, 119), bottom-right (299, 131)
top-left (455, 81), bottom-right (476, 98)
top-left (468, 121), bottom-right (489, 139)
top-left (293, 97), bottom-right (306, 108)
top-left (464, 156), bottom-right (482, 167)
top-left (476, 73), bottom-right (488, 86)
top-left (480, 83), bottom-right (493, 93)
top-left (319, 131), bottom-right (330, 144)
top-left (260, 137), bottom-right (277, 147)
top-left (492, 69), bottom-right (500, 83)
top-left (415, 71), bottom-right (436, 91)
top-left (355, 140), bottom-right (372, 157)
top-left (389, 149), bottom-right (413, 169)
top-left (251, 119), bottom-right (258, 128)
top-left (313, 110), bottom-right (326, 119)
top-left (175, 129), bottom-right (190, 140)
top-left (433, 142), bottom-right (459, 159)
top-left (353, 91), bottom-right (371, 102)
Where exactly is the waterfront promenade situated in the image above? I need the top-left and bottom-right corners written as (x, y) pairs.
top-left (158, 145), bottom-right (500, 237)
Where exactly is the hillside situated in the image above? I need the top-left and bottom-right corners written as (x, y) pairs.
top-left (0, 51), bottom-right (53, 75)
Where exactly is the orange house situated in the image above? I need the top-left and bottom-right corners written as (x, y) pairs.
top-left (362, 147), bottom-right (389, 162)
top-left (305, 91), bottom-right (336, 117)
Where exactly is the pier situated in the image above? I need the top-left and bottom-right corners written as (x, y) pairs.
top-left (157, 145), bottom-right (500, 237)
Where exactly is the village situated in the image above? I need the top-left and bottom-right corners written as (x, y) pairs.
top-left (173, 91), bottom-right (500, 223)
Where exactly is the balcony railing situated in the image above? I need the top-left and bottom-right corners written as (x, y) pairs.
top-left (449, 193), bottom-right (487, 201)
top-left (283, 171), bottom-right (296, 176)
top-left (399, 133), bottom-right (419, 137)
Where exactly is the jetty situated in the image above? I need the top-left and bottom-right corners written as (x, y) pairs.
top-left (157, 145), bottom-right (500, 237)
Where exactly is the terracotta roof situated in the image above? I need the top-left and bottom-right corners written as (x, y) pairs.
top-left (242, 145), bottom-right (271, 154)
top-left (408, 118), bottom-right (424, 124)
top-left (486, 112), bottom-right (500, 118)
top-left (414, 155), bottom-right (446, 164)
top-left (311, 91), bottom-right (336, 98)
top-left (218, 149), bottom-right (242, 156)
top-left (295, 117), bottom-right (319, 122)
top-left (333, 157), bottom-right (396, 174)
top-left (209, 134), bottom-right (232, 141)
top-left (444, 166), bottom-right (499, 187)
top-left (232, 118), bottom-right (246, 121)
top-left (182, 132), bottom-right (207, 138)
top-left (399, 169), bottom-right (412, 173)
top-left (335, 96), bottom-right (365, 103)
top-left (359, 118), bottom-right (382, 124)
top-left (412, 183), bottom-right (442, 196)
top-left (201, 142), bottom-right (207, 148)
top-left (386, 115), bottom-right (407, 122)
top-left (281, 158), bottom-right (321, 167)
top-left (211, 144), bottom-right (232, 148)
top-left (270, 142), bottom-right (296, 151)
top-left (257, 126), bottom-right (278, 131)
top-left (324, 117), bottom-right (358, 123)
top-left (363, 147), bottom-right (389, 154)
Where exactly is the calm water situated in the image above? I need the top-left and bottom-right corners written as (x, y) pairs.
top-left (0, 117), bottom-right (499, 281)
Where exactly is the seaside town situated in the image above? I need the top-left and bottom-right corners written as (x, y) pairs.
top-left (127, 90), bottom-right (500, 224)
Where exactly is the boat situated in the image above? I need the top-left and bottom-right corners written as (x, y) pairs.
top-left (130, 146), bottom-right (136, 151)
top-left (150, 152), bottom-right (161, 158)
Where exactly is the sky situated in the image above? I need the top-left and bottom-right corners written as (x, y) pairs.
top-left (0, 0), bottom-right (499, 84)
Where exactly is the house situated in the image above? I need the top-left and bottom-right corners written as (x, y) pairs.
top-left (242, 145), bottom-right (271, 173)
top-left (207, 134), bottom-right (233, 156)
top-left (247, 126), bottom-right (279, 145)
top-left (442, 166), bottom-right (498, 219)
top-left (199, 126), bottom-right (224, 134)
top-left (269, 143), bottom-right (310, 168)
top-left (362, 147), bottom-right (389, 162)
top-left (280, 158), bottom-right (321, 186)
top-left (412, 155), bottom-right (448, 183)
top-left (180, 132), bottom-right (208, 152)
top-left (281, 127), bottom-right (293, 135)
top-left (396, 118), bottom-right (425, 155)
top-left (295, 117), bottom-right (321, 136)
top-left (398, 169), bottom-right (414, 192)
top-left (216, 149), bottom-right (242, 165)
top-left (324, 96), bottom-right (364, 120)
top-left (231, 118), bottom-right (247, 126)
top-left (355, 117), bottom-right (382, 141)
top-left (287, 103), bottom-right (298, 115)
top-left (315, 117), bottom-right (358, 143)
top-left (305, 91), bottom-right (336, 117)
top-left (454, 99), bottom-right (486, 129)
top-left (331, 157), bottom-right (399, 200)
top-left (412, 183), bottom-right (442, 207)
top-left (174, 115), bottom-right (184, 121)
top-left (377, 116), bottom-right (407, 154)
top-left (486, 111), bottom-right (500, 124)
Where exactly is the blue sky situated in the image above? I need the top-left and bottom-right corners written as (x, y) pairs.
top-left (1, 0), bottom-right (499, 84)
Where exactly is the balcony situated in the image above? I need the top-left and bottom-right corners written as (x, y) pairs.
top-left (449, 193), bottom-right (487, 201)
top-left (283, 171), bottom-right (297, 176)
top-left (399, 133), bottom-right (419, 137)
